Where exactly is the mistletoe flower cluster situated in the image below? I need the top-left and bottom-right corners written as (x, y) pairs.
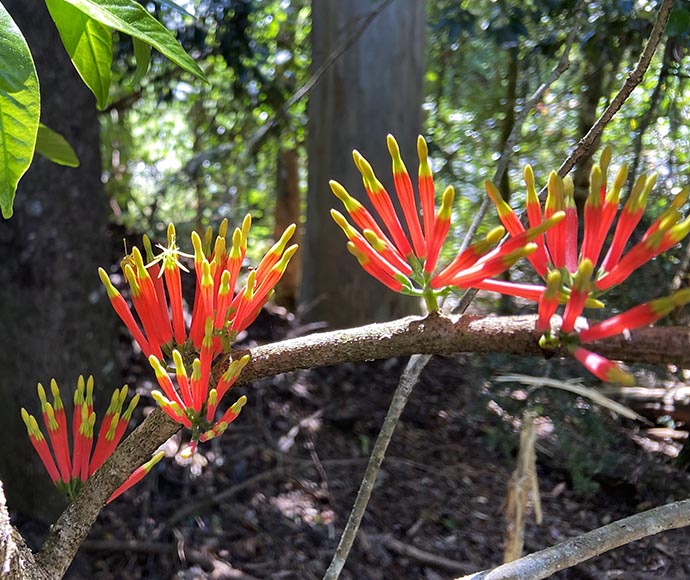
top-left (21, 376), bottom-right (162, 503)
top-left (99, 218), bottom-right (297, 453)
top-left (484, 147), bottom-right (690, 384)
top-left (330, 134), bottom-right (562, 311)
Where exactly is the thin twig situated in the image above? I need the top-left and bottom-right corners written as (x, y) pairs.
top-left (322, 354), bottom-right (432, 580)
top-left (374, 534), bottom-right (476, 573)
top-left (246, 0), bottom-right (395, 155)
top-left (552, 0), bottom-right (675, 182)
top-left (458, 1), bottom-right (583, 255)
top-left (456, 498), bottom-right (690, 580)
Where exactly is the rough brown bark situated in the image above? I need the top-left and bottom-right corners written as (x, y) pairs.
top-left (302, 0), bottom-right (427, 327)
top-left (0, 1), bottom-right (118, 520)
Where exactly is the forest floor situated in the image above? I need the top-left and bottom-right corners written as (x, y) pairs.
top-left (36, 306), bottom-right (690, 579)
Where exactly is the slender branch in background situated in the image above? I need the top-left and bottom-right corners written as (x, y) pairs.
top-left (322, 354), bottom-right (432, 580)
top-left (455, 0), bottom-right (672, 315)
top-left (627, 41), bottom-right (672, 197)
top-left (456, 498), bottom-right (690, 580)
top-left (246, 0), bottom-right (395, 155)
top-left (457, 1), bottom-right (584, 256)
top-left (552, 0), bottom-right (675, 182)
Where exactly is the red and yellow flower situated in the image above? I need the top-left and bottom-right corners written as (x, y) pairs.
top-left (330, 135), bottom-right (559, 311)
top-left (21, 376), bottom-right (161, 503)
top-left (100, 220), bottom-right (296, 452)
top-left (483, 147), bottom-right (690, 383)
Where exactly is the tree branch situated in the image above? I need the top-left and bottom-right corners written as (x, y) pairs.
top-left (456, 498), bottom-right (690, 580)
top-left (30, 312), bottom-right (690, 578)
top-left (553, 0), bottom-right (675, 180)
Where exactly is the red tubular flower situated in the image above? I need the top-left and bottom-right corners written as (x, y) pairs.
top-left (22, 376), bottom-right (144, 502)
top-left (331, 135), bottom-right (559, 311)
top-left (148, 350), bottom-right (249, 449)
top-left (536, 271), bottom-right (562, 333)
top-left (561, 259), bottom-right (594, 333)
top-left (570, 346), bottom-right (635, 386)
top-left (387, 134), bottom-right (426, 258)
top-left (578, 288), bottom-right (690, 343)
top-left (108, 451), bottom-right (165, 504)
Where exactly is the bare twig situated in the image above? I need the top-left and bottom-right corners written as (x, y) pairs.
top-left (322, 354), bottom-right (432, 580)
top-left (246, 0), bottom-right (395, 155)
top-left (553, 0), bottom-right (675, 181)
top-left (459, 1), bottom-right (583, 254)
top-left (374, 534), bottom-right (476, 573)
top-left (456, 498), bottom-right (690, 580)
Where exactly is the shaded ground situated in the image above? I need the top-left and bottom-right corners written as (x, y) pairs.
top-left (20, 308), bottom-right (690, 579)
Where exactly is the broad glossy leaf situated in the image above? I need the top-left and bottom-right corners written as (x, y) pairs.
top-left (0, 2), bottom-right (40, 218)
top-left (35, 124), bottom-right (79, 167)
top-left (61, 0), bottom-right (206, 82)
top-left (46, 0), bottom-right (112, 110)
top-left (131, 37), bottom-right (151, 86)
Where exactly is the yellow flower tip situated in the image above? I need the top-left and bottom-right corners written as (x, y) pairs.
top-left (386, 134), bottom-right (401, 158)
top-left (353, 152), bottom-right (375, 181)
top-left (599, 145), bottom-right (612, 174)
top-left (98, 267), bottom-right (120, 298)
top-left (416, 135), bottom-right (429, 160)
top-left (219, 218), bottom-right (229, 239)
top-left (589, 164), bottom-right (603, 198)
top-left (151, 390), bottom-right (169, 407)
top-left (276, 244), bottom-right (299, 270)
top-left (281, 223), bottom-right (297, 243)
top-left (547, 171), bottom-right (564, 203)
top-left (207, 388), bottom-right (218, 407)
top-left (352, 149), bottom-right (364, 171)
top-left (191, 231), bottom-right (204, 262)
top-left (231, 395), bottom-right (248, 413)
top-left (486, 226), bottom-right (506, 245)
top-left (672, 288), bottom-right (690, 307)
top-left (20, 407), bottom-right (31, 427)
top-left (144, 450), bottom-right (166, 472)
top-left (524, 165), bottom-right (535, 191)
top-left (37, 382), bottom-right (47, 405)
top-left (201, 259), bottom-right (213, 287)
top-left (563, 175), bottom-right (575, 201)
top-left (672, 185), bottom-right (690, 209)
top-left (484, 180), bottom-right (501, 202)
top-left (614, 164), bottom-right (629, 192)
top-left (346, 241), bottom-right (367, 263)
top-left (167, 223), bottom-right (177, 245)
top-left (544, 270), bottom-right (562, 298)
top-left (148, 354), bottom-right (165, 375)
top-left (607, 366), bottom-right (635, 387)
top-left (241, 214), bottom-right (252, 238)
top-left (363, 229), bottom-right (386, 251)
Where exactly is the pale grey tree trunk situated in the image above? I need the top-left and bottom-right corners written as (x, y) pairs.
top-left (302, 0), bottom-right (427, 327)
top-left (0, 1), bottom-right (118, 521)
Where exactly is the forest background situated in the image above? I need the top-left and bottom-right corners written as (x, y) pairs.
top-left (5, 0), bottom-right (690, 578)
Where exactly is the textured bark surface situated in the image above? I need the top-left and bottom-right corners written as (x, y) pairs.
top-left (0, 2), bottom-right (118, 520)
top-left (302, 0), bottom-right (427, 327)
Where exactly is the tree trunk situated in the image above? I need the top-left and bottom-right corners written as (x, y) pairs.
top-left (274, 147), bottom-right (301, 311)
top-left (0, 1), bottom-right (118, 521)
top-left (302, 0), bottom-right (427, 328)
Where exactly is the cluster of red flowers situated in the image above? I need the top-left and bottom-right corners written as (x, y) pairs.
top-left (332, 137), bottom-right (690, 384)
top-left (483, 147), bottom-right (690, 384)
top-left (21, 376), bottom-right (162, 503)
top-left (99, 218), bottom-right (297, 452)
top-left (330, 135), bottom-right (559, 312)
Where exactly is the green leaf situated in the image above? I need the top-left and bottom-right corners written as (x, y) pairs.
top-left (0, 2), bottom-right (40, 218)
top-left (60, 0), bottom-right (206, 82)
top-left (35, 124), bottom-right (79, 168)
top-left (45, 0), bottom-right (113, 110)
top-left (131, 37), bottom-right (151, 86)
